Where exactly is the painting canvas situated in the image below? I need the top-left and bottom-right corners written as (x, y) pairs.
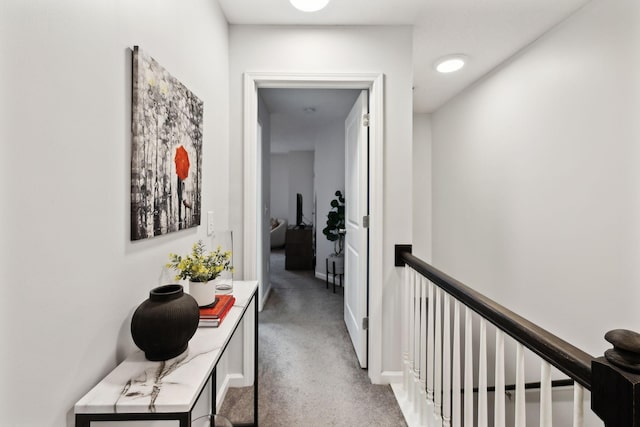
top-left (131, 46), bottom-right (203, 240)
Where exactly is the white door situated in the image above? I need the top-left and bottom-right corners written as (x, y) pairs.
top-left (344, 90), bottom-right (369, 368)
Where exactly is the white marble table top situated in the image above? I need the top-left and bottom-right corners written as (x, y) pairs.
top-left (75, 280), bottom-right (258, 414)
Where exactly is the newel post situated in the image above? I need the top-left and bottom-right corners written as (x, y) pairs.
top-left (592, 329), bottom-right (640, 426)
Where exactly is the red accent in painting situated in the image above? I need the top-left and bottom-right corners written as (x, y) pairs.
top-left (175, 146), bottom-right (190, 180)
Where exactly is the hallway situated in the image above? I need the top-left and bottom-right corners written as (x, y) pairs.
top-left (221, 250), bottom-right (406, 426)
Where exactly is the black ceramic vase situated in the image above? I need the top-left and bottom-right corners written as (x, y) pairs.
top-left (131, 284), bottom-right (199, 361)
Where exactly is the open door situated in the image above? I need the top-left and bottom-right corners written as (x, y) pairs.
top-left (344, 90), bottom-right (369, 368)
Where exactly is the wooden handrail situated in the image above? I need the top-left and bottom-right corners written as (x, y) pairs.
top-left (397, 249), bottom-right (594, 389)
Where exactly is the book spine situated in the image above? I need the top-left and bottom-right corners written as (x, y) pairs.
top-left (199, 296), bottom-right (233, 319)
top-left (217, 298), bottom-right (235, 324)
top-left (198, 297), bottom-right (235, 327)
top-left (198, 319), bottom-right (219, 327)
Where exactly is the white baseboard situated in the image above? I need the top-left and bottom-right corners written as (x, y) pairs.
top-left (381, 370), bottom-right (403, 384)
top-left (217, 373), bottom-right (251, 411)
top-left (227, 372), bottom-right (248, 388)
top-left (391, 382), bottom-right (422, 427)
top-left (216, 373), bottom-right (231, 412)
top-left (315, 271), bottom-right (343, 290)
top-left (259, 285), bottom-right (271, 312)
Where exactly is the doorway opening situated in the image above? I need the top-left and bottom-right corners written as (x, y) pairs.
top-left (242, 72), bottom-right (385, 382)
top-left (260, 87), bottom-right (366, 365)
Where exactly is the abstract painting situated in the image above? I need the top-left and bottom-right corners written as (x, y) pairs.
top-left (131, 46), bottom-right (203, 240)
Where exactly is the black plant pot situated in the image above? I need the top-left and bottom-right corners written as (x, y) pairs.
top-left (131, 284), bottom-right (199, 361)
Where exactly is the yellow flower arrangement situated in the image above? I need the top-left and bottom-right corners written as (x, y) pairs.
top-left (167, 240), bottom-right (233, 282)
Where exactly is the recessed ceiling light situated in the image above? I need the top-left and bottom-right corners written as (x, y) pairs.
top-left (289, 0), bottom-right (330, 12)
top-left (434, 55), bottom-right (467, 73)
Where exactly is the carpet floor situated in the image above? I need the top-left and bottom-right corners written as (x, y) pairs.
top-left (219, 250), bottom-right (407, 426)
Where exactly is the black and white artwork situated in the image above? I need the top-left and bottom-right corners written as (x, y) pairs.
top-left (131, 46), bottom-right (203, 240)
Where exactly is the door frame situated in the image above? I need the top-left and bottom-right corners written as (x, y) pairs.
top-left (242, 71), bottom-right (385, 383)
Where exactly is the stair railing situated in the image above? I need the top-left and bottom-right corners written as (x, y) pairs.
top-left (394, 245), bottom-right (640, 427)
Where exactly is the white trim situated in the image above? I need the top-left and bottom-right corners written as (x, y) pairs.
top-left (217, 372), bottom-right (251, 411)
top-left (226, 372), bottom-right (247, 389)
top-left (315, 271), bottom-right (345, 293)
top-left (381, 370), bottom-right (404, 384)
top-left (259, 285), bottom-right (271, 311)
top-left (368, 73), bottom-right (384, 383)
top-left (243, 73), bottom-right (259, 282)
top-left (215, 373), bottom-right (232, 411)
top-left (256, 119), bottom-right (264, 308)
top-left (391, 382), bottom-right (419, 427)
top-left (243, 71), bottom-right (385, 384)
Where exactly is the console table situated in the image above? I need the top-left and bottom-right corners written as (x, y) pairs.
top-left (75, 280), bottom-right (259, 426)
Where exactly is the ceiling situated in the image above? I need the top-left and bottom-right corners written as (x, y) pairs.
top-left (260, 88), bottom-right (360, 153)
top-left (217, 0), bottom-right (591, 113)
top-left (260, 88), bottom-right (360, 121)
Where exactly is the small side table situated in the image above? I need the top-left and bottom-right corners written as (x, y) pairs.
top-left (325, 257), bottom-right (344, 293)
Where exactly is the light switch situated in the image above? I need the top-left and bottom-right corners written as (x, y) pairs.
top-left (207, 211), bottom-right (214, 236)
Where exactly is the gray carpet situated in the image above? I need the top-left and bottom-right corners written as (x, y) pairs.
top-left (219, 250), bottom-right (407, 426)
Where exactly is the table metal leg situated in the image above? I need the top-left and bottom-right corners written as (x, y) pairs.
top-left (325, 258), bottom-right (329, 289)
top-left (212, 367), bottom-right (217, 417)
top-left (179, 412), bottom-right (190, 427)
top-left (332, 261), bottom-right (336, 293)
top-left (254, 293), bottom-right (259, 426)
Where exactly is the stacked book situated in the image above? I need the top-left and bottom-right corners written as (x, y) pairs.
top-left (199, 294), bottom-right (236, 328)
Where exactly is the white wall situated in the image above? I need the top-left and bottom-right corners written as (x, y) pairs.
top-left (269, 151), bottom-right (315, 227)
top-left (270, 154), bottom-right (290, 220)
top-left (288, 151), bottom-right (315, 226)
top-left (431, 0), bottom-right (640, 361)
top-left (269, 112), bottom-right (319, 229)
top-left (0, 1), bottom-right (229, 425)
top-left (229, 25), bottom-right (413, 381)
top-left (314, 119), bottom-right (346, 274)
top-left (412, 113), bottom-right (432, 262)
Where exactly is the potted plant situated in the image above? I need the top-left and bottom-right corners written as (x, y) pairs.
top-left (322, 190), bottom-right (346, 257)
top-left (167, 240), bottom-right (233, 306)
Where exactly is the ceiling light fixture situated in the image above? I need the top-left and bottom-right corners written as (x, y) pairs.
top-left (434, 55), bottom-right (467, 74)
top-left (303, 107), bottom-right (316, 113)
top-left (289, 0), bottom-right (330, 12)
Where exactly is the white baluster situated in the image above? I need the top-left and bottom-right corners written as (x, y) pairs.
top-left (434, 287), bottom-right (443, 423)
top-left (402, 266), bottom-right (410, 400)
top-left (494, 330), bottom-right (506, 427)
top-left (452, 301), bottom-right (461, 427)
top-left (419, 277), bottom-right (428, 423)
top-left (515, 343), bottom-right (526, 427)
top-left (413, 275), bottom-right (422, 414)
top-left (407, 269), bottom-right (415, 407)
top-left (464, 308), bottom-right (473, 427)
top-left (427, 279), bottom-right (435, 419)
top-left (442, 294), bottom-right (452, 427)
top-left (477, 319), bottom-right (487, 427)
top-left (540, 361), bottom-right (552, 427)
top-left (573, 384), bottom-right (584, 427)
